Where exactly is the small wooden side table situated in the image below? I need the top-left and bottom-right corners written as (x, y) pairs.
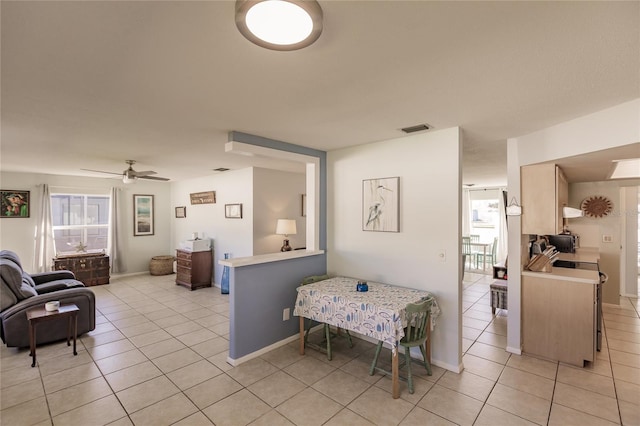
top-left (26, 304), bottom-right (79, 367)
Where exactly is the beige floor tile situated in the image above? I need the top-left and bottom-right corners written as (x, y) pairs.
top-left (323, 408), bottom-right (375, 426)
top-left (104, 360), bottom-right (163, 392)
top-left (312, 369), bottom-right (371, 405)
top-left (474, 404), bottom-right (538, 426)
top-left (184, 373), bottom-right (243, 409)
top-left (374, 373), bottom-right (435, 404)
top-left (175, 328), bottom-right (218, 347)
top-left (609, 348), bottom-right (640, 369)
top-left (612, 362), bottom-right (640, 385)
top-left (462, 338), bottom-right (474, 352)
top-left (116, 375), bottom-right (180, 414)
top-left (143, 308), bottom-right (179, 321)
top-left (606, 328), bottom-right (640, 344)
top-left (284, 355), bottom-right (337, 385)
top-left (417, 384), bottom-right (483, 426)
top-left (1, 377), bottom-right (44, 410)
top-left (462, 354), bottom-right (505, 381)
top-left (604, 314), bottom-right (640, 326)
top-left (485, 321), bottom-right (508, 336)
top-left (464, 309), bottom-right (495, 322)
top-left (0, 364), bottom-right (41, 389)
top-left (608, 338), bottom-right (640, 355)
top-left (195, 312), bottom-right (228, 328)
top-left (106, 416), bottom-right (134, 426)
top-left (498, 366), bottom-right (555, 400)
top-left (37, 351), bottom-right (93, 376)
top-left (81, 329), bottom-right (126, 348)
top-left (467, 341), bottom-right (511, 364)
top-left (463, 316), bottom-right (490, 330)
top-left (556, 364), bottom-right (616, 397)
top-left (207, 351), bottom-right (234, 372)
top-left (153, 314), bottom-right (191, 329)
top-left (619, 399), bottom-right (640, 426)
top-left (95, 349), bottom-right (148, 375)
top-left (548, 403), bottom-right (619, 426)
top-left (47, 376), bottom-right (113, 416)
top-left (110, 314), bottom-right (148, 329)
top-left (273, 387), bottom-right (341, 426)
top-left (42, 362), bottom-right (103, 394)
top-left (437, 370), bottom-right (496, 402)
top-left (128, 329), bottom-right (173, 348)
top-left (172, 411), bottom-right (215, 426)
top-left (225, 357), bottom-right (281, 387)
top-left (202, 388), bottom-right (271, 426)
top-left (553, 382), bottom-right (620, 423)
top-left (259, 344), bottom-right (306, 370)
top-left (129, 392), bottom-right (199, 426)
top-left (248, 370), bottom-right (307, 408)
top-left (615, 378), bottom-right (640, 404)
top-left (580, 357), bottom-right (613, 377)
top-left (119, 321), bottom-right (161, 338)
top-left (137, 337), bottom-right (186, 359)
top-left (463, 326), bottom-right (483, 341)
top-left (476, 331), bottom-right (508, 348)
top-left (605, 321), bottom-right (640, 334)
top-left (191, 336), bottom-right (229, 358)
top-left (166, 359), bottom-right (223, 390)
top-left (165, 320), bottom-right (204, 337)
top-left (486, 383), bottom-right (551, 425)
top-left (347, 386), bottom-right (414, 425)
top-left (103, 309), bottom-right (139, 322)
top-left (506, 353), bottom-right (558, 380)
top-left (249, 409), bottom-right (296, 426)
top-left (152, 347), bottom-right (203, 373)
top-left (400, 406), bottom-right (456, 425)
top-left (0, 396), bottom-right (51, 425)
top-left (52, 395), bottom-right (127, 426)
top-left (88, 339), bottom-right (136, 360)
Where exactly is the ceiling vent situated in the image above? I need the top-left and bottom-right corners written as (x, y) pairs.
top-left (401, 124), bottom-right (430, 134)
top-left (213, 167), bottom-right (230, 172)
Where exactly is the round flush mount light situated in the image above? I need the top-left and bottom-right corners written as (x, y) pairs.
top-left (235, 0), bottom-right (323, 51)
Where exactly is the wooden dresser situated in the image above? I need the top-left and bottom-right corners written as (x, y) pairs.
top-left (53, 253), bottom-right (110, 286)
top-left (176, 249), bottom-right (212, 290)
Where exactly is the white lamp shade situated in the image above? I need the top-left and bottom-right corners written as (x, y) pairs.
top-left (276, 219), bottom-right (297, 236)
top-left (562, 206), bottom-right (584, 218)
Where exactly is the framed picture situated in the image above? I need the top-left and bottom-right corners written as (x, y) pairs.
top-left (133, 194), bottom-right (154, 236)
top-left (301, 194), bottom-right (306, 217)
top-left (225, 203), bottom-right (243, 219)
top-left (1, 190), bottom-right (30, 218)
top-left (190, 191), bottom-right (216, 205)
top-left (175, 206), bottom-right (186, 218)
top-left (362, 177), bottom-right (399, 232)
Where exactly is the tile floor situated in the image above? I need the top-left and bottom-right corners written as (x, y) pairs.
top-left (1, 272), bottom-right (639, 425)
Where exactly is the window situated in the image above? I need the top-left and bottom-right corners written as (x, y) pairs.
top-left (51, 194), bottom-right (110, 254)
top-left (469, 189), bottom-right (500, 244)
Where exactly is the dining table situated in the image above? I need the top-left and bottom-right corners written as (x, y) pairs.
top-left (470, 241), bottom-right (490, 270)
top-left (293, 276), bottom-right (439, 398)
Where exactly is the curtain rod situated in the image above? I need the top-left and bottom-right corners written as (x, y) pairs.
top-left (465, 186), bottom-right (506, 192)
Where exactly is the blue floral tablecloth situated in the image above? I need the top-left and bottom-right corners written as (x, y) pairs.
top-left (294, 277), bottom-right (440, 352)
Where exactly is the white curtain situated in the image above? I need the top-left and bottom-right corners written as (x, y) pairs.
top-left (108, 187), bottom-right (124, 273)
top-left (497, 189), bottom-right (508, 263)
top-left (462, 188), bottom-right (471, 237)
top-left (33, 184), bottom-right (55, 272)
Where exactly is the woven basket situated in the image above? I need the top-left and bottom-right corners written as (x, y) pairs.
top-left (149, 255), bottom-right (175, 275)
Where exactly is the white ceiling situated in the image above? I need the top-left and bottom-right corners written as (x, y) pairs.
top-left (1, 1), bottom-right (638, 186)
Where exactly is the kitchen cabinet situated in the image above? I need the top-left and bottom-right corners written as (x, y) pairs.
top-left (522, 269), bottom-right (598, 366)
top-left (53, 253), bottom-right (110, 286)
top-left (521, 163), bottom-right (568, 235)
top-left (175, 249), bottom-right (212, 290)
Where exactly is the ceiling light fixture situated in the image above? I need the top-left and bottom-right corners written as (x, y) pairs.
top-left (608, 158), bottom-right (640, 179)
top-left (235, 0), bottom-right (323, 51)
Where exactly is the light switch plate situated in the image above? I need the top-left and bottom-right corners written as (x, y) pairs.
top-left (602, 235), bottom-right (613, 243)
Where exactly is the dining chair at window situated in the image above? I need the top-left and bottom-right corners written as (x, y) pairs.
top-left (476, 237), bottom-right (498, 269)
top-left (470, 234), bottom-right (480, 243)
top-left (462, 237), bottom-right (475, 270)
top-left (369, 297), bottom-right (433, 394)
top-left (301, 274), bottom-right (353, 360)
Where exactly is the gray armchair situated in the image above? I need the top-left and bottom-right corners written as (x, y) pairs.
top-left (0, 250), bottom-right (96, 348)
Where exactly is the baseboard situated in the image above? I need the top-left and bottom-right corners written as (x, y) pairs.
top-left (227, 334), bottom-right (300, 366)
top-left (506, 345), bottom-right (522, 355)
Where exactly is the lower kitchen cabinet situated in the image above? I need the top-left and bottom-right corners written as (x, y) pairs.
top-left (175, 249), bottom-right (212, 290)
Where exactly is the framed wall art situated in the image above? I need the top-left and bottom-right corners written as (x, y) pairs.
top-left (175, 206), bottom-right (186, 218)
top-left (225, 203), bottom-right (243, 219)
top-left (190, 191), bottom-right (216, 205)
top-left (1, 190), bottom-right (30, 218)
top-left (362, 177), bottom-right (399, 232)
top-left (133, 194), bottom-right (154, 236)
top-left (301, 194), bottom-right (306, 217)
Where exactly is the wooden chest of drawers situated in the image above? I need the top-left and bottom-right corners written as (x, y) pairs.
top-left (176, 249), bottom-right (212, 290)
top-left (53, 254), bottom-right (110, 286)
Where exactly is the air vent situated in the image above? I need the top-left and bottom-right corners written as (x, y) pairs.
top-left (213, 168), bottom-right (230, 172)
top-left (401, 124), bottom-right (430, 134)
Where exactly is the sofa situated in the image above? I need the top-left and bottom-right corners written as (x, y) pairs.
top-left (0, 250), bottom-right (96, 348)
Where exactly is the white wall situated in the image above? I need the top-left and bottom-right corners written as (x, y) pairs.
top-left (252, 168), bottom-right (306, 254)
top-left (327, 127), bottom-right (463, 372)
top-left (0, 171), bottom-right (171, 273)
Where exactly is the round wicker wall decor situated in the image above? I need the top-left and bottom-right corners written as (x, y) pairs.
top-left (581, 195), bottom-right (613, 218)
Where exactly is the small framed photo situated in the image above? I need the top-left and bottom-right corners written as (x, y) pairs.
top-left (175, 206), bottom-right (186, 218)
top-left (1, 190), bottom-right (30, 218)
top-left (133, 194), bottom-right (154, 236)
top-left (225, 203), bottom-right (243, 219)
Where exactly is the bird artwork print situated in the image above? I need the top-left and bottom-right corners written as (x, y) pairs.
top-left (363, 177), bottom-right (399, 232)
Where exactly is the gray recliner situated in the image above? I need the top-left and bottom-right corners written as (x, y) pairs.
top-left (0, 250), bottom-right (96, 348)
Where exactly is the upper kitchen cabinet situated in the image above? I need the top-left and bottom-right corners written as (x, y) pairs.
top-left (521, 163), bottom-right (568, 235)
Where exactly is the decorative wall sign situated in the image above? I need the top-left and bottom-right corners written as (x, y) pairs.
top-left (362, 177), bottom-right (399, 232)
top-left (133, 194), bottom-right (154, 236)
top-left (190, 191), bottom-right (216, 205)
top-left (1, 190), bottom-right (30, 218)
top-left (581, 195), bottom-right (613, 218)
top-left (175, 206), bottom-right (186, 218)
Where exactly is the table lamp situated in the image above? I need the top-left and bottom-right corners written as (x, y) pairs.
top-left (276, 219), bottom-right (297, 252)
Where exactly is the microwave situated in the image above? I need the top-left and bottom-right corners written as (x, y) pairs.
top-left (547, 234), bottom-right (579, 253)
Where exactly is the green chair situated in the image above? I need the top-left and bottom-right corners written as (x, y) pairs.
top-left (462, 237), bottom-right (475, 270)
top-left (301, 275), bottom-right (353, 360)
top-left (476, 237), bottom-right (497, 269)
top-left (369, 297), bottom-right (433, 394)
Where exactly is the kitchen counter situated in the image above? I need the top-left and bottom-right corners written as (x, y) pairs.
top-left (556, 247), bottom-right (600, 264)
top-left (522, 267), bottom-right (599, 284)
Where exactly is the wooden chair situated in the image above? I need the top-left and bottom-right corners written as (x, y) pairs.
top-left (301, 275), bottom-right (352, 360)
top-left (369, 297), bottom-right (433, 394)
top-left (462, 237), bottom-right (475, 270)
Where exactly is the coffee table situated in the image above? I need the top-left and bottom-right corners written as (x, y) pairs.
top-left (26, 304), bottom-right (79, 367)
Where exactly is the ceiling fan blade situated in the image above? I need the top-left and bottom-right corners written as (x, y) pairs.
top-left (139, 175), bottom-right (170, 181)
top-left (80, 168), bottom-right (122, 176)
top-left (132, 170), bottom-right (157, 177)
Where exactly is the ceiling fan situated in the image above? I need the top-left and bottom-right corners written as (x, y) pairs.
top-left (83, 160), bottom-right (170, 184)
